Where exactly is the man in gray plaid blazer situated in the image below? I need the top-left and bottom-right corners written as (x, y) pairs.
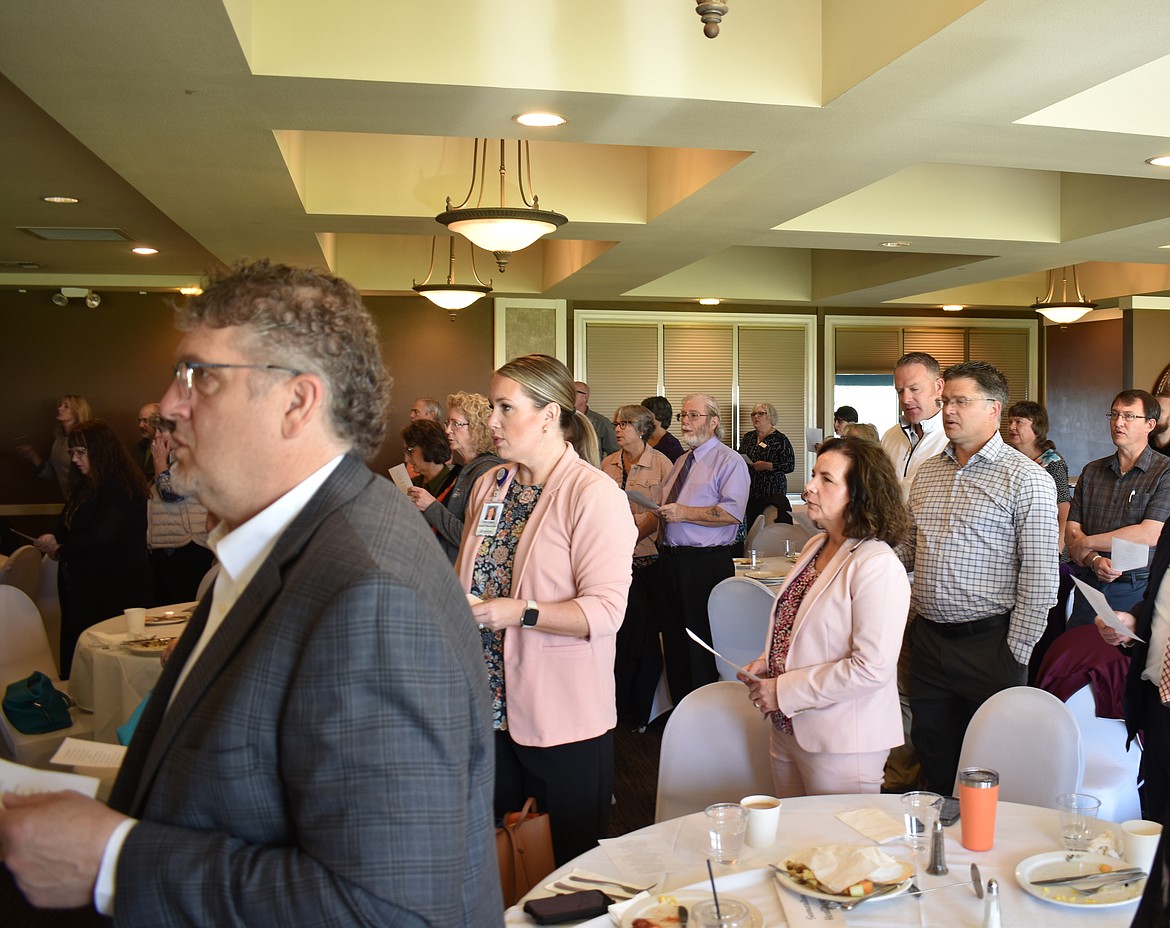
top-left (0, 261), bottom-right (502, 926)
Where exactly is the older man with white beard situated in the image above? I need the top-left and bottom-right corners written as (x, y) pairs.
top-left (652, 393), bottom-right (749, 703)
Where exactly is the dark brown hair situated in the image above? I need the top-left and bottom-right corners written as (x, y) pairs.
top-left (65, 419), bottom-right (149, 511)
top-left (1007, 400), bottom-right (1055, 452)
top-left (816, 436), bottom-right (908, 545)
top-left (401, 418), bottom-right (451, 465)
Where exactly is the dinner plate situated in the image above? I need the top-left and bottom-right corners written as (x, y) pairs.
top-left (146, 602), bottom-right (197, 625)
top-left (732, 557), bottom-right (752, 567)
top-left (771, 860), bottom-right (913, 903)
top-left (1015, 852), bottom-right (1144, 908)
top-left (619, 891), bottom-right (763, 928)
top-left (745, 570), bottom-right (782, 581)
top-left (125, 638), bottom-right (174, 656)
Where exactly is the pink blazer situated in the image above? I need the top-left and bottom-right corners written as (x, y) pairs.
top-left (762, 534), bottom-right (910, 753)
top-left (456, 444), bottom-right (635, 747)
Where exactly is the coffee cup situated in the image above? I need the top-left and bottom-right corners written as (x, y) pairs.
top-left (740, 794), bottom-right (782, 847)
top-left (1121, 819), bottom-right (1162, 872)
top-left (124, 607), bottom-right (147, 638)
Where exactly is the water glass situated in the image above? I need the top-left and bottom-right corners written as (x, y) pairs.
top-left (902, 790), bottom-right (942, 850)
top-left (691, 899), bottom-right (752, 927)
top-left (1056, 792), bottom-right (1101, 851)
top-left (705, 802), bottom-right (748, 864)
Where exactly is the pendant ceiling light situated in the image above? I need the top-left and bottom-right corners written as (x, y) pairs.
top-left (436, 139), bottom-right (567, 272)
top-left (1032, 265), bottom-right (1098, 324)
top-left (413, 236), bottom-right (492, 321)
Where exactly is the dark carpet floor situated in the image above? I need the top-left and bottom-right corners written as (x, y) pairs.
top-left (607, 717), bottom-right (666, 838)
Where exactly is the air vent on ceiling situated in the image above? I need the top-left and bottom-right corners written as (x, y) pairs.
top-left (17, 227), bottom-right (134, 242)
top-left (0, 260), bottom-right (42, 269)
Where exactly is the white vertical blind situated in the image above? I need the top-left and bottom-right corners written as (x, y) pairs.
top-left (664, 325), bottom-right (735, 444)
top-left (738, 326), bottom-right (808, 474)
top-left (583, 323), bottom-right (661, 426)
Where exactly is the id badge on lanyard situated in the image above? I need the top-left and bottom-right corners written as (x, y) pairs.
top-left (475, 468), bottom-right (510, 536)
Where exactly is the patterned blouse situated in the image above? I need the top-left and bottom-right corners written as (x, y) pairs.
top-left (738, 428), bottom-right (796, 500)
top-left (469, 481), bottom-right (544, 732)
top-left (766, 553), bottom-right (821, 734)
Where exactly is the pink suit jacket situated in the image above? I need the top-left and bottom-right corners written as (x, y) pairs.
top-left (456, 443), bottom-right (635, 747)
top-left (763, 534), bottom-right (910, 754)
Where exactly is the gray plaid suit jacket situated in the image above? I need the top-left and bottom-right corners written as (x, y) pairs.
top-left (109, 455), bottom-right (502, 926)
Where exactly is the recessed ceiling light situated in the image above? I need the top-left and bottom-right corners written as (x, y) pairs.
top-left (698, 298), bottom-right (721, 305)
top-left (942, 304), bottom-right (964, 312)
top-left (1147, 155), bottom-right (1170, 167)
top-left (880, 241), bottom-right (912, 248)
top-left (41, 195), bottom-right (80, 204)
top-left (179, 286), bottom-right (203, 295)
top-left (132, 246), bottom-right (158, 255)
top-left (513, 112), bottom-right (567, 128)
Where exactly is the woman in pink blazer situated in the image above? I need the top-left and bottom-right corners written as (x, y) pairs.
top-left (740, 436), bottom-right (910, 796)
top-left (456, 354), bottom-right (635, 864)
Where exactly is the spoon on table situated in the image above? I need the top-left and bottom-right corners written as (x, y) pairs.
top-left (910, 863), bottom-right (984, 899)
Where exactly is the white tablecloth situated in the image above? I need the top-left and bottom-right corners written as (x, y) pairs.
top-left (70, 614), bottom-right (177, 743)
top-left (507, 792), bottom-right (1138, 927)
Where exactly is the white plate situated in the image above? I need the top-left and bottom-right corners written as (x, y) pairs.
top-left (146, 602), bottom-right (197, 625)
top-left (1015, 852), bottom-right (1144, 908)
top-left (771, 861), bottom-right (913, 903)
top-left (745, 570), bottom-right (782, 580)
top-left (125, 639), bottom-right (173, 656)
top-left (619, 891), bottom-right (763, 928)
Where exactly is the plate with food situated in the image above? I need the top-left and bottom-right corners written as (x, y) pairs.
top-left (146, 602), bottom-right (197, 626)
top-left (620, 891), bottom-right (762, 928)
top-left (1015, 852), bottom-right (1144, 908)
top-left (745, 569), bottom-right (783, 581)
top-left (124, 637), bottom-right (176, 656)
top-left (772, 845), bottom-right (913, 903)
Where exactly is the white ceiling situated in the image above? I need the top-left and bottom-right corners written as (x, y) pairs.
top-left (4, 0), bottom-right (1170, 311)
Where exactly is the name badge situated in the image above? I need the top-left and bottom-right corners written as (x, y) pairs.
top-left (475, 502), bottom-right (503, 536)
top-left (757, 441), bottom-right (767, 449)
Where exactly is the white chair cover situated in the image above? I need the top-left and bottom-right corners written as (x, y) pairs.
top-left (1065, 684), bottom-right (1142, 823)
top-left (0, 545), bottom-right (41, 601)
top-left (0, 586), bottom-right (93, 766)
top-left (35, 554), bottom-right (61, 673)
top-left (655, 681), bottom-right (774, 822)
top-left (744, 515), bottom-right (766, 553)
top-left (708, 577), bottom-right (775, 682)
top-left (751, 522), bottom-right (812, 557)
top-left (954, 685), bottom-right (1083, 805)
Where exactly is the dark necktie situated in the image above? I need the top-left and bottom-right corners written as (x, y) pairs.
top-left (106, 597), bottom-right (211, 814)
top-left (664, 451), bottom-right (694, 505)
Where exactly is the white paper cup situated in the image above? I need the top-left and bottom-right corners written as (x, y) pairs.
top-left (124, 607), bottom-right (147, 638)
top-left (740, 794), bottom-right (782, 847)
top-left (1121, 819), bottom-right (1162, 872)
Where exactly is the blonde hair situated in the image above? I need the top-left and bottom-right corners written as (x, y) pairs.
top-left (496, 354), bottom-right (599, 466)
top-left (840, 422), bottom-right (879, 443)
top-left (447, 391), bottom-right (494, 457)
top-left (55, 394), bottom-right (91, 435)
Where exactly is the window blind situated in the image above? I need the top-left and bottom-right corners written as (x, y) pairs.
top-left (738, 326), bottom-right (808, 472)
top-left (583, 323), bottom-right (661, 430)
top-left (663, 325), bottom-right (735, 445)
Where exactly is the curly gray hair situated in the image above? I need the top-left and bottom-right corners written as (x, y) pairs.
top-left (175, 260), bottom-right (391, 460)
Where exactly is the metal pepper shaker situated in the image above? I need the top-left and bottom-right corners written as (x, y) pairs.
top-left (926, 818), bottom-right (948, 875)
top-left (981, 878), bottom-right (1001, 928)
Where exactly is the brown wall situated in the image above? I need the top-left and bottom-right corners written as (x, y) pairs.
top-left (1045, 317), bottom-right (1123, 476)
top-left (0, 289), bottom-right (495, 507)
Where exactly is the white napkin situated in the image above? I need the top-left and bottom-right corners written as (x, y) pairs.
top-left (86, 630), bottom-right (127, 647)
top-left (786, 844), bottom-right (904, 894)
top-left (607, 891), bottom-right (649, 924)
top-left (835, 807), bottom-right (904, 844)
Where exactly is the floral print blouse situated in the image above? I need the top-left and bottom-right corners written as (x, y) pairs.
top-left (766, 554), bottom-right (821, 734)
top-left (470, 481), bottom-right (544, 731)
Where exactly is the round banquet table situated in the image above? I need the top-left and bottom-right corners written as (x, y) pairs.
top-left (69, 609), bottom-right (190, 743)
top-left (506, 792), bottom-right (1140, 927)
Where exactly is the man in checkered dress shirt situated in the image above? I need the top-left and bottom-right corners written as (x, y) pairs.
top-left (899, 360), bottom-right (1059, 795)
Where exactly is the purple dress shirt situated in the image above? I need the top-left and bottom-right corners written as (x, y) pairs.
top-left (661, 437), bottom-right (750, 547)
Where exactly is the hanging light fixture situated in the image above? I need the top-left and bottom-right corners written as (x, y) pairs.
top-left (413, 236), bottom-right (493, 321)
top-left (1031, 265), bottom-right (1098, 324)
top-left (436, 139), bottom-right (567, 272)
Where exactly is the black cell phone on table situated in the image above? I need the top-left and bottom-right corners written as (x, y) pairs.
top-left (940, 796), bottom-right (960, 826)
top-left (524, 890), bottom-right (613, 924)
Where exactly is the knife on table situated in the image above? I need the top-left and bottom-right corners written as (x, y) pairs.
top-left (1030, 867), bottom-right (1145, 886)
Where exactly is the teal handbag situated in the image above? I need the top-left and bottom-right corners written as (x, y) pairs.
top-left (2, 671), bottom-right (73, 734)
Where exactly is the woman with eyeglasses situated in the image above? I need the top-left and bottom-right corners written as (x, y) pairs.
top-left (1006, 400), bottom-right (1071, 553)
top-left (34, 419), bottom-right (153, 678)
top-left (407, 392), bottom-right (502, 564)
top-left (600, 404), bottom-right (673, 728)
top-left (739, 402), bottom-right (796, 529)
top-left (16, 394), bottom-right (92, 500)
top-left (455, 354), bottom-right (635, 864)
top-left (402, 418), bottom-right (455, 498)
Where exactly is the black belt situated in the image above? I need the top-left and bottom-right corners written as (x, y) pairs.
top-left (920, 613), bottom-right (1010, 638)
top-left (659, 544), bottom-right (735, 557)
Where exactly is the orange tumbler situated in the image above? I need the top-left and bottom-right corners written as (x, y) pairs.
top-left (958, 766), bottom-right (999, 851)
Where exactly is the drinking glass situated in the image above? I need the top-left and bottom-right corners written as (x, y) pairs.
top-left (1056, 793), bottom-right (1100, 851)
top-left (705, 803), bottom-right (748, 864)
